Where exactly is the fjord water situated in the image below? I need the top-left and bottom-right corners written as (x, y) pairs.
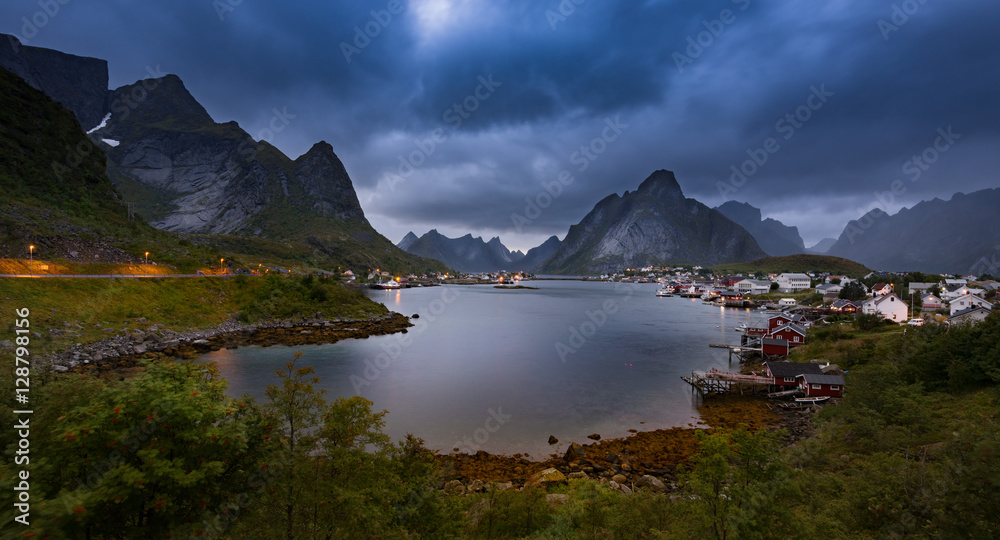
top-left (202, 281), bottom-right (760, 458)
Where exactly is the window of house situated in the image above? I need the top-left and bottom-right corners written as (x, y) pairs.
top-left (831, 385), bottom-right (840, 390)
top-left (812, 384), bottom-right (821, 390)
top-left (794, 336), bottom-right (800, 342)
top-left (784, 377), bottom-right (794, 382)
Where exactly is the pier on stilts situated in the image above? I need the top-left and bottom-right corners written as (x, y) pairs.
top-left (681, 368), bottom-right (773, 395)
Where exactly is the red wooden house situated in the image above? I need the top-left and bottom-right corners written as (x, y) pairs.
top-left (796, 373), bottom-right (845, 397)
top-left (770, 323), bottom-right (807, 346)
top-left (761, 338), bottom-right (789, 357)
top-left (767, 314), bottom-right (792, 331)
top-left (763, 361), bottom-right (824, 387)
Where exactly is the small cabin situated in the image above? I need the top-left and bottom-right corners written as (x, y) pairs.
top-left (770, 323), bottom-right (807, 346)
top-left (763, 360), bottom-right (824, 387)
top-left (761, 338), bottom-right (789, 357)
top-left (796, 373), bottom-right (845, 397)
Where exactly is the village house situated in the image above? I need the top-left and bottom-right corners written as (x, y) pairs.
top-left (947, 306), bottom-right (992, 326)
top-left (949, 294), bottom-right (993, 315)
top-left (770, 322), bottom-right (808, 345)
top-left (870, 283), bottom-right (893, 296)
top-left (921, 293), bottom-right (944, 310)
top-left (908, 282), bottom-right (936, 295)
top-left (815, 283), bottom-right (843, 296)
top-left (763, 361), bottom-right (824, 387)
top-left (779, 298), bottom-right (797, 307)
top-left (734, 279), bottom-right (773, 295)
top-left (796, 373), bottom-right (846, 398)
top-left (761, 337), bottom-right (789, 357)
top-left (776, 273), bottom-right (812, 293)
top-left (861, 293), bottom-right (908, 322)
top-left (831, 299), bottom-right (859, 313)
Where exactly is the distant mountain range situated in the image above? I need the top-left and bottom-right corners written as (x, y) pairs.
top-left (826, 189), bottom-right (1000, 273)
top-left (714, 201), bottom-right (805, 257)
top-left (0, 34), bottom-right (444, 274)
top-left (808, 238), bottom-right (837, 254)
top-left (397, 231), bottom-right (561, 273)
top-left (538, 170), bottom-right (767, 274)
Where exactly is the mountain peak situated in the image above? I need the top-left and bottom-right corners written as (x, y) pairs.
top-left (637, 170), bottom-right (682, 196)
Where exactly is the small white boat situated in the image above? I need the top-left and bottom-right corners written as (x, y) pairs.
top-left (734, 322), bottom-right (748, 332)
top-left (656, 288), bottom-right (673, 297)
top-left (371, 280), bottom-right (401, 290)
top-left (794, 396), bottom-right (830, 404)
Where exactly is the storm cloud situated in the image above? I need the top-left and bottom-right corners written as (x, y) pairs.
top-left (5, 0), bottom-right (999, 250)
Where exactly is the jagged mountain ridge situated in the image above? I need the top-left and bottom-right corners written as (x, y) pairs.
top-left (826, 189), bottom-right (1000, 273)
top-left (539, 170), bottom-right (767, 275)
top-left (715, 201), bottom-right (805, 257)
top-left (808, 238), bottom-right (837, 254)
top-left (398, 230), bottom-right (560, 273)
top-left (0, 34), bottom-right (445, 273)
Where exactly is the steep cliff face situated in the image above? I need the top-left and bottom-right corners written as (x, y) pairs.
top-left (715, 201), bottom-right (805, 257)
top-left (826, 189), bottom-right (1000, 273)
top-left (0, 38), bottom-right (446, 273)
top-left (539, 170), bottom-right (766, 274)
top-left (0, 34), bottom-right (109, 129)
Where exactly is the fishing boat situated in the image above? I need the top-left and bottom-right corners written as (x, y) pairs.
top-left (794, 396), bottom-right (830, 404)
top-left (656, 287), bottom-right (673, 297)
top-left (370, 280), bottom-right (401, 290)
top-left (734, 322), bottom-right (748, 332)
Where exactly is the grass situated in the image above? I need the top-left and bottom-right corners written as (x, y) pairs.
top-left (710, 254), bottom-right (871, 278)
top-left (0, 275), bottom-right (387, 355)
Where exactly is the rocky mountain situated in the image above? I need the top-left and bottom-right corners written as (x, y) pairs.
top-left (808, 238), bottom-right (837, 254)
top-left (539, 170), bottom-right (767, 275)
top-left (715, 201), bottom-right (805, 257)
top-left (398, 230), bottom-right (515, 273)
top-left (516, 235), bottom-right (561, 272)
top-left (0, 34), bottom-right (109, 129)
top-left (826, 189), bottom-right (1000, 273)
top-left (0, 35), bottom-right (445, 273)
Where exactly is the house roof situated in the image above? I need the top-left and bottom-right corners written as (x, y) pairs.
top-left (766, 361), bottom-right (824, 378)
top-left (772, 323), bottom-right (807, 336)
top-left (779, 273), bottom-right (811, 280)
top-left (761, 337), bottom-right (789, 347)
top-left (909, 282), bottom-right (935, 289)
top-left (797, 373), bottom-right (846, 386)
top-left (872, 283), bottom-right (889, 290)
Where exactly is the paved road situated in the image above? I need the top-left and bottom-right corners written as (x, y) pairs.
top-left (0, 274), bottom-right (241, 279)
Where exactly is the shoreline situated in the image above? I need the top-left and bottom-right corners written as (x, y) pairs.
top-left (42, 311), bottom-right (413, 373)
top-left (433, 393), bottom-right (820, 493)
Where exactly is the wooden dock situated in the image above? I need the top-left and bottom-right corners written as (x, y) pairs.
top-left (682, 368), bottom-right (773, 395)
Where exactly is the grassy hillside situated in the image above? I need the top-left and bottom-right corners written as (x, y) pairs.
top-left (710, 254), bottom-right (870, 278)
top-left (0, 274), bottom-right (387, 355)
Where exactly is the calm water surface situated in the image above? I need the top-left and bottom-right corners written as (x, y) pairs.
top-left (201, 281), bottom-right (763, 457)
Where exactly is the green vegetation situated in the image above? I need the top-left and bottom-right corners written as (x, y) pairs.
top-left (710, 254), bottom-right (871, 278)
top-left (3, 313), bottom-right (999, 537)
top-left (0, 275), bottom-right (386, 355)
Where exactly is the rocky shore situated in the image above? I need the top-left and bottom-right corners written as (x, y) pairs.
top-left (38, 312), bottom-right (412, 373)
top-left (433, 394), bottom-right (823, 496)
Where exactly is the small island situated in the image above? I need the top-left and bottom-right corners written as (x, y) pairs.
top-left (494, 284), bottom-right (539, 290)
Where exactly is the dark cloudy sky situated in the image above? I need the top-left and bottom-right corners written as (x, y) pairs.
top-left (5, 0), bottom-right (1000, 251)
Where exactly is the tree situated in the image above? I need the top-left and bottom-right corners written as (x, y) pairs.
top-left (840, 281), bottom-right (868, 301)
top-left (682, 427), bottom-right (798, 540)
top-left (20, 361), bottom-right (270, 538)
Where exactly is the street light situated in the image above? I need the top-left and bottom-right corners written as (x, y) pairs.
top-left (220, 258), bottom-right (225, 274)
top-left (29, 245), bottom-right (34, 275)
top-left (145, 252), bottom-right (149, 274)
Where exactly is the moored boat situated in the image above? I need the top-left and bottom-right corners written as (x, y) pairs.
top-left (794, 396), bottom-right (830, 404)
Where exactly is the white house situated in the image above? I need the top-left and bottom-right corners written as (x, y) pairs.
top-left (776, 273), bottom-right (811, 293)
top-left (861, 293), bottom-right (908, 322)
top-left (949, 294), bottom-right (993, 316)
top-left (779, 298), bottom-right (797, 307)
top-left (815, 283), bottom-right (843, 295)
top-left (921, 294), bottom-right (944, 310)
top-left (908, 282), bottom-right (936, 295)
top-left (870, 283), bottom-right (893, 296)
top-left (734, 279), bottom-right (773, 295)
top-left (947, 306), bottom-right (992, 326)
top-left (944, 278), bottom-right (968, 287)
